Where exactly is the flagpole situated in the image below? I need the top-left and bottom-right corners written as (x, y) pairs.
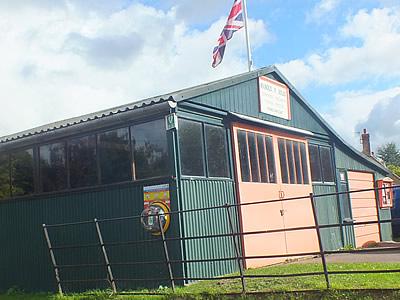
top-left (242, 0), bottom-right (252, 72)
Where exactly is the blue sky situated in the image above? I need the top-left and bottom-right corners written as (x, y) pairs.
top-left (0, 0), bottom-right (399, 151)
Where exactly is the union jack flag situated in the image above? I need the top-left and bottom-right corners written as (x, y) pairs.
top-left (212, 0), bottom-right (244, 68)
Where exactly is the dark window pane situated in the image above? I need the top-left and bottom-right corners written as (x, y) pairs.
top-left (132, 119), bottom-right (169, 179)
top-left (339, 182), bottom-right (352, 220)
top-left (179, 119), bottom-right (205, 176)
top-left (265, 136), bottom-right (276, 183)
top-left (69, 135), bottom-right (97, 188)
top-left (248, 132), bottom-right (260, 182)
top-left (99, 127), bottom-right (131, 184)
top-left (308, 144), bottom-right (322, 182)
top-left (278, 139), bottom-right (289, 184)
top-left (293, 142), bottom-right (303, 184)
top-left (11, 149), bottom-right (34, 196)
top-left (40, 143), bottom-right (67, 192)
top-left (0, 153), bottom-right (11, 199)
top-left (257, 134), bottom-right (268, 182)
top-left (205, 125), bottom-right (229, 178)
top-left (286, 140), bottom-right (296, 184)
top-left (300, 143), bottom-right (310, 184)
top-left (237, 130), bottom-right (250, 182)
top-left (320, 146), bottom-right (334, 183)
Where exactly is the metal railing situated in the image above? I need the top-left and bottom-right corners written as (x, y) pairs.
top-left (42, 185), bottom-right (400, 295)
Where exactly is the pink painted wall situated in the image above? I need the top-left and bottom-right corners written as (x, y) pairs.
top-left (232, 123), bottom-right (319, 268)
top-left (347, 171), bottom-right (380, 247)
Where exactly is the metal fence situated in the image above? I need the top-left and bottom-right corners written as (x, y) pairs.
top-left (43, 185), bottom-right (400, 295)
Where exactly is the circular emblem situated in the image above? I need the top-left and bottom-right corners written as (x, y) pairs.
top-left (140, 201), bottom-right (171, 235)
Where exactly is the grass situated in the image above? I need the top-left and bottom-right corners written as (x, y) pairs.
top-left (1, 262), bottom-right (400, 299)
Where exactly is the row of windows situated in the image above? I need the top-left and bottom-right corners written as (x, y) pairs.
top-left (0, 119), bottom-right (169, 199)
top-left (278, 138), bottom-right (310, 185)
top-left (178, 119), bottom-right (230, 178)
top-left (236, 130), bottom-right (334, 185)
top-left (237, 130), bottom-right (276, 183)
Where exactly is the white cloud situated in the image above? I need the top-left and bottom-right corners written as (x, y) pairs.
top-left (0, 2), bottom-right (270, 137)
top-left (278, 7), bottom-right (400, 88)
top-left (322, 87), bottom-right (400, 150)
top-left (306, 0), bottom-right (341, 23)
top-left (356, 94), bottom-right (400, 150)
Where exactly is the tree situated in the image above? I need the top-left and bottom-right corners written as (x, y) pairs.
top-left (388, 165), bottom-right (400, 177)
top-left (377, 142), bottom-right (400, 166)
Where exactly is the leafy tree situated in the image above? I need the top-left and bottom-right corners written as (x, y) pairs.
top-left (388, 164), bottom-right (400, 177)
top-left (377, 142), bottom-right (400, 166)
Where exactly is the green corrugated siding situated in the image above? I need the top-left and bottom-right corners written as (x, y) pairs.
top-left (188, 77), bottom-right (329, 136)
top-left (179, 179), bottom-right (238, 279)
top-left (335, 146), bottom-right (375, 171)
top-left (0, 180), bottom-right (183, 292)
top-left (334, 145), bottom-right (392, 241)
top-left (312, 184), bottom-right (343, 250)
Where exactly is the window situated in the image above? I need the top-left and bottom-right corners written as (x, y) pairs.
top-left (0, 153), bottom-right (10, 199)
top-left (205, 125), bottom-right (229, 178)
top-left (265, 136), bottom-right (276, 183)
top-left (299, 143), bottom-right (310, 184)
top-left (338, 171), bottom-right (352, 221)
top-left (40, 142), bottom-right (67, 192)
top-left (98, 127), bottom-right (131, 184)
top-left (237, 130), bottom-right (250, 182)
top-left (320, 146), bottom-right (335, 183)
top-left (278, 139), bottom-right (289, 184)
top-left (11, 149), bottom-right (34, 196)
top-left (179, 119), bottom-right (205, 176)
top-left (248, 132), bottom-right (260, 182)
top-left (131, 119), bottom-right (169, 180)
top-left (308, 144), bottom-right (335, 183)
top-left (69, 135), bottom-right (97, 188)
top-left (278, 138), bottom-right (310, 185)
top-left (257, 134), bottom-right (268, 182)
top-left (237, 130), bottom-right (276, 183)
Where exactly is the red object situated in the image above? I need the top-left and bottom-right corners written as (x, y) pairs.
top-left (377, 178), bottom-right (394, 208)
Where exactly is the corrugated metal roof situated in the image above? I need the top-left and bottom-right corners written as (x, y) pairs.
top-left (0, 64), bottom-right (389, 175)
top-left (0, 66), bottom-right (273, 144)
top-left (0, 95), bottom-right (174, 143)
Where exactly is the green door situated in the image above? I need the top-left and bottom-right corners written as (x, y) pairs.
top-left (338, 171), bottom-right (356, 247)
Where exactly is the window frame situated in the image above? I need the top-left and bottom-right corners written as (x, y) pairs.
top-left (0, 116), bottom-right (173, 201)
top-left (178, 117), bottom-right (231, 179)
top-left (308, 143), bottom-right (335, 184)
top-left (236, 128), bottom-right (277, 184)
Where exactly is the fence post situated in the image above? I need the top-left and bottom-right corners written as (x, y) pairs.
top-left (309, 193), bottom-right (330, 289)
top-left (94, 219), bottom-right (117, 293)
top-left (42, 224), bottom-right (63, 295)
top-left (157, 213), bottom-right (175, 291)
top-left (225, 203), bottom-right (246, 293)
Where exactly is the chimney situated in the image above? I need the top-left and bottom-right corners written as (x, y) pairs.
top-left (361, 128), bottom-right (371, 156)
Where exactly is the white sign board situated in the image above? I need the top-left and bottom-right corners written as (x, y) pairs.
top-left (258, 76), bottom-right (291, 120)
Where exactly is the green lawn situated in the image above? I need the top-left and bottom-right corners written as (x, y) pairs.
top-left (1, 263), bottom-right (400, 299)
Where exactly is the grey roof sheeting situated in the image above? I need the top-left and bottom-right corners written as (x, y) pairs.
top-left (0, 66), bottom-right (271, 144)
top-left (0, 65), bottom-right (389, 175)
top-left (0, 96), bottom-right (173, 143)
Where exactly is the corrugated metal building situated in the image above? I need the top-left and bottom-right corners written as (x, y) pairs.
top-left (0, 66), bottom-right (393, 292)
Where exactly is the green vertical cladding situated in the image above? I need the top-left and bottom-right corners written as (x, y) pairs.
top-left (187, 76), bottom-right (329, 136)
top-left (0, 179), bottom-right (183, 292)
top-left (334, 146), bottom-right (393, 241)
top-left (334, 146), bottom-right (377, 171)
top-left (312, 184), bottom-right (343, 250)
top-left (179, 178), bottom-right (238, 279)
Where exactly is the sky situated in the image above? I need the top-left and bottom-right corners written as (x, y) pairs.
top-left (0, 0), bottom-right (399, 153)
